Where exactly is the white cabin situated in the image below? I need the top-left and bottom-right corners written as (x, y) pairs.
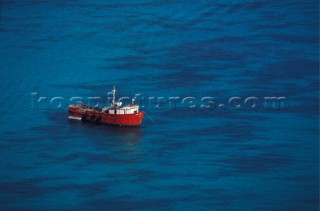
top-left (108, 105), bottom-right (139, 115)
top-left (107, 86), bottom-right (139, 115)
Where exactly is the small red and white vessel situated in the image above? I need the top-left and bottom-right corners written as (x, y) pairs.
top-left (68, 86), bottom-right (144, 127)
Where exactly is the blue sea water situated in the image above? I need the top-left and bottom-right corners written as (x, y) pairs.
top-left (0, 0), bottom-right (319, 210)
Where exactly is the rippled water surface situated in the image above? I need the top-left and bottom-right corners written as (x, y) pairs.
top-left (0, 0), bottom-right (319, 210)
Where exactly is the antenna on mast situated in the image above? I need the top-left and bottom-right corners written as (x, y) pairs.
top-left (112, 86), bottom-right (116, 106)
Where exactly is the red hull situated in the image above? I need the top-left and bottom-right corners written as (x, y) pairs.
top-left (69, 106), bottom-right (144, 127)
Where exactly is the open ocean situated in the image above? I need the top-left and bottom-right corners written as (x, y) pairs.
top-left (0, 0), bottom-right (319, 210)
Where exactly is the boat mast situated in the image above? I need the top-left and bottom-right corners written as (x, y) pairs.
top-left (112, 86), bottom-right (116, 106)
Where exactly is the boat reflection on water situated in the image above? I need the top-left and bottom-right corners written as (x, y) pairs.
top-left (97, 125), bottom-right (143, 151)
top-left (74, 120), bottom-right (142, 144)
top-left (104, 125), bottom-right (142, 137)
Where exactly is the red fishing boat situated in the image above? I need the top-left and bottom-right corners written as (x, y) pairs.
top-left (68, 86), bottom-right (144, 127)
